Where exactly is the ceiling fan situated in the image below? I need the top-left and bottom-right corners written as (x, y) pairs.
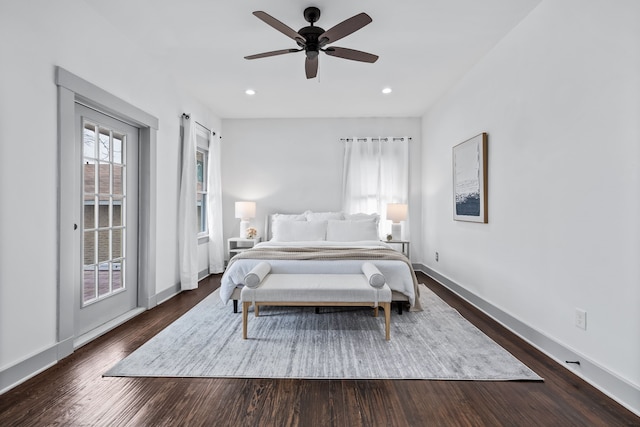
top-left (244, 7), bottom-right (379, 79)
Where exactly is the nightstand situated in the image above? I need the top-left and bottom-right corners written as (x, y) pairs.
top-left (228, 237), bottom-right (261, 260)
top-left (384, 240), bottom-right (410, 258)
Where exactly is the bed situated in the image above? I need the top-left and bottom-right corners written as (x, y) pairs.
top-left (220, 211), bottom-right (422, 313)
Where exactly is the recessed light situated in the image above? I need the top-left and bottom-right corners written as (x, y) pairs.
top-left (245, 89), bottom-right (256, 95)
top-left (382, 87), bottom-right (392, 94)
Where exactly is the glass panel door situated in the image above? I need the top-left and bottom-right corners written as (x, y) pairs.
top-left (74, 104), bottom-right (138, 338)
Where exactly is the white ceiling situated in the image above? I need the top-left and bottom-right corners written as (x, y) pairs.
top-left (84, 0), bottom-right (541, 119)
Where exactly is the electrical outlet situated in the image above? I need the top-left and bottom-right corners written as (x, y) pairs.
top-left (435, 252), bottom-right (439, 262)
top-left (575, 308), bottom-right (587, 330)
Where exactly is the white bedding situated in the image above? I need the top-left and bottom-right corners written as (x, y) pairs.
top-left (220, 240), bottom-right (417, 307)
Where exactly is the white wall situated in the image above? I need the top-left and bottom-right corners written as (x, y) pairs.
top-left (421, 0), bottom-right (639, 412)
top-left (0, 1), bottom-right (220, 373)
top-left (221, 118), bottom-right (422, 258)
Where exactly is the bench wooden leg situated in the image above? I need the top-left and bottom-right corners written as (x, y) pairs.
top-left (242, 299), bottom-right (391, 340)
top-left (242, 301), bottom-right (250, 339)
top-left (383, 302), bottom-right (391, 340)
top-left (255, 304), bottom-right (259, 317)
top-left (373, 306), bottom-right (379, 317)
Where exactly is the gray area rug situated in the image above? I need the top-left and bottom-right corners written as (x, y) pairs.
top-left (105, 285), bottom-right (542, 381)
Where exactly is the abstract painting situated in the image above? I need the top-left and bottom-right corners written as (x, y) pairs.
top-left (453, 133), bottom-right (488, 223)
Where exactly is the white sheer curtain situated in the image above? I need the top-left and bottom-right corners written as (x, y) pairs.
top-left (342, 137), bottom-right (409, 236)
top-left (178, 115), bottom-right (198, 290)
top-left (207, 133), bottom-right (225, 273)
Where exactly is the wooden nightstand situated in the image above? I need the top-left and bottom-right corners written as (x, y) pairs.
top-left (384, 240), bottom-right (410, 258)
top-left (228, 237), bottom-right (261, 260)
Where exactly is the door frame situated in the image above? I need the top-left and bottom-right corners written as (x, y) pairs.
top-left (56, 66), bottom-right (158, 358)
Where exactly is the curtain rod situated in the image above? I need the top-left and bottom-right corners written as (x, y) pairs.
top-left (182, 113), bottom-right (216, 136)
top-left (340, 137), bottom-right (412, 142)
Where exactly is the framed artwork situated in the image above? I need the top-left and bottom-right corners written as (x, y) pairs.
top-left (453, 132), bottom-right (488, 223)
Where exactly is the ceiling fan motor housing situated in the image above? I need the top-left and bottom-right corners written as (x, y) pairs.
top-left (297, 25), bottom-right (325, 58)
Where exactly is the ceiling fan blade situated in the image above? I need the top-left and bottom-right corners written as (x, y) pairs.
top-left (305, 57), bottom-right (318, 79)
top-left (324, 47), bottom-right (379, 63)
top-left (319, 13), bottom-right (372, 45)
top-left (245, 49), bottom-right (301, 60)
top-left (253, 11), bottom-right (305, 43)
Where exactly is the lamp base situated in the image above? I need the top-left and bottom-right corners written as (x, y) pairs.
top-left (239, 220), bottom-right (249, 238)
top-left (391, 223), bottom-right (402, 241)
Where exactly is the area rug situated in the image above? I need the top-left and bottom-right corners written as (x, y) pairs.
top-left (104, 285), bottom-right (542, 381)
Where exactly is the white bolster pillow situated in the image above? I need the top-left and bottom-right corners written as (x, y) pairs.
top-left (244, 262), bottom-right (271, 288)
top-left (361, 262), bottom-right (386, 288)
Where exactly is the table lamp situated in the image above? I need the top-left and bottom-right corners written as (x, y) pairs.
top-left (235, 201), bottom-right (256, 238)
top-left (386, 203), bottom-right (407, 241)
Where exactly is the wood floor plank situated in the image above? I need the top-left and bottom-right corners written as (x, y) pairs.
top-left (0, 273), bottom-right (638, 426)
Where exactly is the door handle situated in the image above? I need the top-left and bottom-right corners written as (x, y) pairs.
top-left (74, 223), bottom-right (78, 230)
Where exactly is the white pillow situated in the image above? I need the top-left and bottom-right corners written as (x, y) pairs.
top-left (306, 211), bottom-right (344, 221)
top-left (272, 220), bottom-right (327, 242)
top-left (271, 212), bottom-right (307, 222)
top-left (344, 212), bottom-right (380, 226)
top-left (326, 219), bottom-right (379, 241)
top-left (270, 213), bottom-right (307, 238)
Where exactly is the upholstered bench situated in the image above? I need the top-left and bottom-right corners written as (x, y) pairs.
top-left (240, 263), bottom-right (392, 340)
top-left (231, 287), bottom-right (409, 315)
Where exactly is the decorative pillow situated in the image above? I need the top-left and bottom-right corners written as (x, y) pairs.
top-left (326, 219), bottom-right (379, 241)
top-left (361, 262), bottom-right (386, 288)
top-left (271, 220), bottom-right (327, 242)
top-left (244, 262), bottom-right (271, 288)
top-left (306, 211), bottom-right (344, 221)
top-left (344, 212), bottom-right (380, 226)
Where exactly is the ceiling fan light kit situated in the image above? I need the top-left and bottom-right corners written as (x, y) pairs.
top-left (245, 7), bottom-right (379, 79)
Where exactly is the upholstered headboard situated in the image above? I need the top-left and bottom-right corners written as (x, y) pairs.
top-left (264, 214), bottom-right (273, 241)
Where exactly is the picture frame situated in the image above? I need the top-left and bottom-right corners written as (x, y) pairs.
top-left (453, 132), bottom-right (488, 223)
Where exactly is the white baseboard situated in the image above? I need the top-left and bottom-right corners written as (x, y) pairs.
top-left (155, 281), bottom-right (182, 306)
top-left (74, 308), bottom-right (146, 349)
top-left (198, 268), bottom-right (210, 280)
top-left (414, 263), bottom-right (640, 417)
top-left (0, 283), bottom-right (182, 396)
top-left (155, 272), bottom-right (207, 307)
top-left (0, 345), bottom-right (58, 395)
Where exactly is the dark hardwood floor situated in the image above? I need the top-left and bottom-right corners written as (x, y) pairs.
top-left (1, 273), bottom-right (638, 426)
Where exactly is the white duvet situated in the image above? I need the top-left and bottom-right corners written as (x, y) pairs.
top-left (220, 240), bottom-right (417, 307)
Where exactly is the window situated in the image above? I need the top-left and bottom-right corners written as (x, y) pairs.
top-left (342, 137), bottom-right (409, 236)
top-left (196, 126), bottom-right (210, 236)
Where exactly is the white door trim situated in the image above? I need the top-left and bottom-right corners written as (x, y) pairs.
top-left (56, 66), bottom-right (158, 358)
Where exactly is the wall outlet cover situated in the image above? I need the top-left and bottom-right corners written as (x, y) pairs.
top-left (575, 308), bottom-right (587, 330)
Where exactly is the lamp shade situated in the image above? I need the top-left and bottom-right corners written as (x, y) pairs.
top-left (386, 203), bottom-right (407, 223)
top-left (235, 201), bottom-right (256, 219)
